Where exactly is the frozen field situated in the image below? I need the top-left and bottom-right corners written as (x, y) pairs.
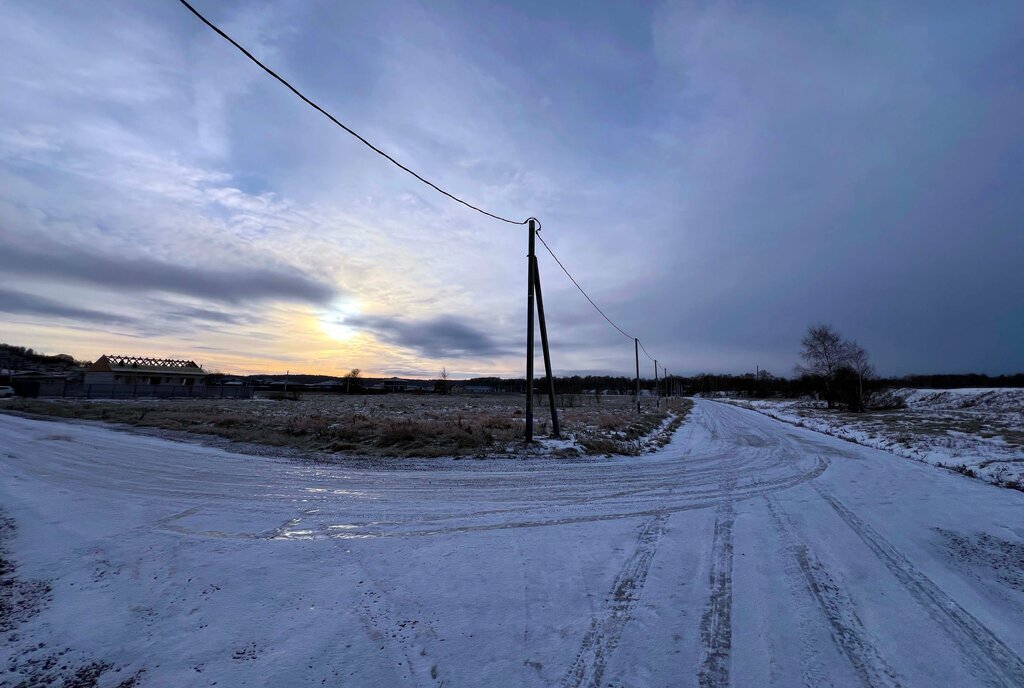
top-left (2, 400), bottom-right (1024, 686)
top-left (727, 388), bottom-right (1024, 488)
top-left (0, 394), bottom-right (689, 458)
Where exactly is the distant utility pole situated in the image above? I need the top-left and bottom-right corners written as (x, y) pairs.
top-left (858, 369), bottom-right (863, 412)
top-left (634, 338), bottom-right (641, 414)
top-left (654, 359), bottom-right (659, 409)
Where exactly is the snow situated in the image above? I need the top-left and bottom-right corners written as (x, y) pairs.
top-left (726, 389), bottom-right (1024, 488)
top-left (2, 402), bottom-right (1024, 686)
top-left (900, 387), bottom-right (1024, 413)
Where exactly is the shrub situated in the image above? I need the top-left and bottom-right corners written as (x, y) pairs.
top-left (865, 389), bottom-right (907, 410)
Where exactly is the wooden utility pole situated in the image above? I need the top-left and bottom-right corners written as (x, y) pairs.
top-left (526, 219), bottom-right (537, 442)
top-left (533, 255), bottom-right (560, 437)
top-left (634, 338), bottom-right (641, 414)
top-left (858, 369), bottom-right (863, 412)
top-left (654, 359), bottom-right (659, 409)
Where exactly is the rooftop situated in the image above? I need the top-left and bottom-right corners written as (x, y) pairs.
top-left (90, 354), bottom-right (206, 375)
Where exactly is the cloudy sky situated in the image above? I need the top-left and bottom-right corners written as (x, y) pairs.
top-left (1, 0), bottom-right (1021, 378)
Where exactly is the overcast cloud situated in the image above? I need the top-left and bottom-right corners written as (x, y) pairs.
top-left (0, 0), bottom-right (1021, 376)
top-left (346, 314), bottom-right (514, 360)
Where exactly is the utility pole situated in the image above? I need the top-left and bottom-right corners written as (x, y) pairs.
top-left (525, 219), bottom-right (536, 442)
top-left (858, 369), bottom-right (863, 413)
top-left (654, 359), bottom-right (659, 409)
top-left (533, 254), bottom-right (560, 437)
top-left (634, 338), bottom-right (641, 414)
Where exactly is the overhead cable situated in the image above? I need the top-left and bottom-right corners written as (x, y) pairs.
top-left (535, 232), bottom-right (636, 341)
top-left (638, 340), bottom-right (657, 362)
top-left (179, 0), bottom-right (668, 371)
top-left (535, 232), bottom-right (666, 366)
top-left (177, 0), bottom-right (528, 226)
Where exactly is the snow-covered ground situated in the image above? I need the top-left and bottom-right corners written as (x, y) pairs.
top-left (2, 401), bottom-right (1023, 687)
top-left (900, 387), bottom-right (1024, 415)
top-left (727, 388), bottom-right (1024, 488)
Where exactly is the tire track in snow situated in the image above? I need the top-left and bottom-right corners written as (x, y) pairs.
top-left (814, 485), bottom-right (1024, 687)
top-left (153, 456), bottom-right (829, 543)
top-left (560, 515), bottom-right (667, 688)
top-left (155, 508), bottom-right (315, 541)
top-left (764, 495), bottom-right (902, 688)
top-left (697, 495), bottom-right (735, 688)
top-left (258, 457), bottom-right (829, 542)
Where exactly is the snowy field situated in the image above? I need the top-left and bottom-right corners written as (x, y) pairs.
top-left (2, 400), bottom-right (1024, 687)
top-left (726, 388), bottom-right (1024, 489)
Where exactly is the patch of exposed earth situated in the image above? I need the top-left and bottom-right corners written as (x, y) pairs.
top-left (1, 509), bottom-right (144, 688)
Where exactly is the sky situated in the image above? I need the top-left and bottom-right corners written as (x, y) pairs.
top-left (1, 0), bottom-right (1022, 379)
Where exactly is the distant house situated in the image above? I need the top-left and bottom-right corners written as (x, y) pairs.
top-left (410, 380), bottom-right (437, 392)
top-left (306, 380), bottom-right (344, 391)
top-left (84, 355), bottom-right (207, 387)
top-left (381, 377), bottom-right (436, 393)
top-left (383, 377), bottom-right (408, 393)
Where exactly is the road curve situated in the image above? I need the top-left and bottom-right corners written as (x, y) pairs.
top-left (1, 400), bottom-right (1023, 687)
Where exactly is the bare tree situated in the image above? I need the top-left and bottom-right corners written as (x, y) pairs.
top-left (845, 342), bottom-right (874, 412)
top-left (797, 324), bottom-right (876, 411)
top-left (437, 367), bottom-right (449, 395)
top-left (345, 368), bottom-right (361, 394)
top-left (797, 324), bottom-right (848, 408)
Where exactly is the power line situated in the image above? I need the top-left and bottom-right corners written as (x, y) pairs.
top-left (638, 339), bottom-right (656, 363)
top-left (179, 0), bottom-right (668, 376)
top-left (177, 0), bottom-right (528, 226)
top-left (535, 232), bottom-right (667, 367)
top-left (535, 232), bottom-right (636, 341)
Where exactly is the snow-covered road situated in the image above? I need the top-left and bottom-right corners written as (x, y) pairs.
top-left (2, 400), bottom-right (1023, 687)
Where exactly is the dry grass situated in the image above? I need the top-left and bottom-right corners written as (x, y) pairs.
top-left (0, 394), bottom-right (692, 459)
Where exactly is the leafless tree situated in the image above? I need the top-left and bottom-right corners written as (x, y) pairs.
top-left (846, 341), bottom-right (875, 411)
top-left (797, 324), bottom-right (849, 407)
top-left (438, 367), bottom-right (449, 395)
top-left (345, 368), bottom-right (360, 394)
top-left (797, 324), bottom-right (875, 411)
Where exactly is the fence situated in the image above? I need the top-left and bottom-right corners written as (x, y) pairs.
top-left (11, 381), bottom-right (253, 400)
